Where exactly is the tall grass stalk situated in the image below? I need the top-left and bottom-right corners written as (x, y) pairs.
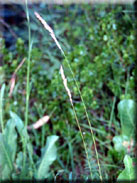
top-left (60, 65), bottom-right (92, 179)
top-left (35, 12), bottom-right (102, 181)
top-left (23, 0), bottom-right (32, 171)
top-left (25, 0), bottom-right (31, 129)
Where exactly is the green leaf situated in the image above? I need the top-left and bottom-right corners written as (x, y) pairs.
top-left (10, 111), bottom-right (29, 140)
top-left (10, 111), bottom-right (34, 178)
top-left (113, 135), bottom-right (128, 153)
top-left (117, 155), bottom-right (135, 180)
top-left (0, 120), bottom-right (17, 180)
top-left (118, 99), bottom-right (135, 138)
top-left (35, 135), bottom-right (59, 179)
top-left (3, 119), bottom-right (17, 162)
top-left (10, 111), bottom-right (24, 134)
top-left (0, 134), bottom-right (11, 180)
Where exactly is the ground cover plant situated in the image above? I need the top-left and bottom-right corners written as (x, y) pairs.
top-left (0, 2), bottom-right (136, 181)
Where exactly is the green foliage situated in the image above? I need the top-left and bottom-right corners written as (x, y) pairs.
top-left (118, 99), bottom-right (135, 138)
top-left (111, 99), bottom-right (136, 180)
top-left (0, 120), bottom-right (17, 179)
top-left (0, 4), bottom-right (136, 181)
top-left (35, 135), bottom-right (59, 179)
top-left (117, 155), bottom-right (135, 181)
top-left (112, 99), bottom-right (135, 155)
top-left (113, 135), bottom-right (128, 153)
top-left (0, 110), bottom-right (58, 180)
top-left (108, 148), bottom-right (125, 164)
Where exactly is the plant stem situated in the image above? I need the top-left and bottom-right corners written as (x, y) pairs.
top-left (23, 0), bottom-right (32, 171)
top-left (71, 104), bottom-right (93, 179)
top-left (35, 13), bottom-right (102, 181)
top-left (63, 55), bottom-right (103, 181)
top-left (25, 0), bottom-right (31, 128)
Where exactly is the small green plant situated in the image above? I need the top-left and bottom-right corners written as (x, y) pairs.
top-left (117, 155), bottom-right (135, 181)
top-left (113, 99), bottom-right (135, 153)
top-left (0, 1), bottom-right (59, 180)
top-left (0, 85), bottom-right (59, 180)
top-left (118, 99), bottom-right (135, 138)
top-left (109, 99), bottom-right (136, 180)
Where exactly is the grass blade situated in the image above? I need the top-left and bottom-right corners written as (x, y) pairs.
top-left (0, 84), bottom-right (5, 133)
top-left (35, 135), bottom-right (59, 179)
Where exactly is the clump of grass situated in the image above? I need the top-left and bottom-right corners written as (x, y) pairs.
top-left (35, 12), bottom-right (102, 181)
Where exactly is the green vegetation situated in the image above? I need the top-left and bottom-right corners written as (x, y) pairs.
top-left (0, 4), bottom-right (136, 181)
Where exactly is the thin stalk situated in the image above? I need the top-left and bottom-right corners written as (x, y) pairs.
top-left (35, 12), bottom-right (102, 181)
top-left (60, 65), bottom-right (92, 179)
top-left (23, 0), bottom-right (32, 171)
top-left (63, 55), bottom-right (103, 181)
top-left (60, 65), bottom-right (93, 179)
top-left (0, 84), bottom-right (5, 133)
top-left (25, 0), bottom-right (31, 128)
top-left (71, 104), bottom-right (92, 179)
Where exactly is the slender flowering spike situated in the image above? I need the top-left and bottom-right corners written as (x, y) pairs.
top-left (35, 12), bottom-right (102, 180)
top-left (34, 12), bottom-right (53, 34)
top-left (34, 12), bottom-right (64, 54)
top-left (60, 65), bottom-right (73, 105)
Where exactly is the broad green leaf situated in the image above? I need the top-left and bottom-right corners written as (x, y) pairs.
top-left (118, 99), bottom-right (135, 138)
top-left (10, 111), bottom-right (29, 140)
top-left (10, 111), bottom-right (34, 178)
top-left (117, 155), bottom-right (135, 180)
top-left (35, 135), bottom-right (59, 179)
top-left (113, 135), bottom-right (128, 152)
top-left (4, 119), bottom-right (17, 162)
top-left (0, 120), bottom-right (17, 180)
top-left (0, 134), bottom-right (12, 180)
top-left (10, 111), bottom-right (24, 134)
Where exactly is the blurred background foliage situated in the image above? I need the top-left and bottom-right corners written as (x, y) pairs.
top-left (0, 3), bottom-right (136, 180)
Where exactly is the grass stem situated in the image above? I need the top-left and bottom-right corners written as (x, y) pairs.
top-left (35, 12), bottom-right (102, 181)
top-left (23, 0), bottom-right (32, 171)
